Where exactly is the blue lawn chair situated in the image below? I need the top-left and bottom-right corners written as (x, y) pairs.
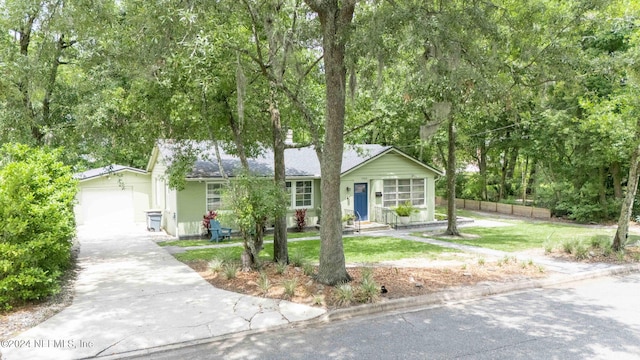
top-left (209, 220), bottom-right (232, 243)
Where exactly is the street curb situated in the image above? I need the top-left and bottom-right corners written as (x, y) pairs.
top-left (320, 263), bottom-right (640, 323)
top-left (103, 263), bottom-right (640, 359)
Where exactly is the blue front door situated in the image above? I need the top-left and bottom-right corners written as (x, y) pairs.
top-left (354, 183), bottom-right (368, 221)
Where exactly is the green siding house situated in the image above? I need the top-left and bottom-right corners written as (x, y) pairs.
top-left (146, 141), bottom-right (443, 238)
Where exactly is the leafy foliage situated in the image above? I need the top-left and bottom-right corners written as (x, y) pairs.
top-left (222, 173), bottom-right (287, 270)
top-left (394, 201), bottom-right (418, 217)
top-left (0, 144), bottom-right (77, 310)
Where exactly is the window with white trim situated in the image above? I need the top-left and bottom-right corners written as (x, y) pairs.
top-left (206, 183), bottom-right (223, 210)
top-left (383, 179), bottom-right (425, 207)
top-left (286, 180), bottom-right (313, 208)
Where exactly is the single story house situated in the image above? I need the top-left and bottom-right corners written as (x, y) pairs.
top-left (147, 141), bottom-right (443, 238)
top-left (73, 165), bottom-right (152, 225)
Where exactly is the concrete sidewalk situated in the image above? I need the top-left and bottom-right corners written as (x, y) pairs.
top-left (1, 225), bottom-right (325, 360)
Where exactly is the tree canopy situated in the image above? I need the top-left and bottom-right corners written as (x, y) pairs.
top-left (2, 0), bottom-right (640, 272)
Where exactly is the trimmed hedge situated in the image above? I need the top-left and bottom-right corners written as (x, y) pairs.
top-left (0, 144), bottom-right (78, 310)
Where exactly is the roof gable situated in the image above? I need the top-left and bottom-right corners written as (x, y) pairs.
top-left (74, 165), bottom-right (147, 181)
top-left (341, 147), bottom-right (444, 177)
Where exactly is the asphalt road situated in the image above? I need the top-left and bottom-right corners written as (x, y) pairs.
top-left (133, 273), bottom-right (640, 360)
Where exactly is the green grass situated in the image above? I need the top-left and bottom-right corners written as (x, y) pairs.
top-left (430, 220), bottom-right (621, 252)
top-left (157, 238), bottom-right (245, 247)
top-left (157, 239), bottom-right (212, 247)
top-left (158, 230), bottom-right (320, 248)
top-left (174, 235), bottom-right (457, 263)
top-left (262, 231), bottom-right (319, 242)
top-left (434, 205), bottom-right (494, 220)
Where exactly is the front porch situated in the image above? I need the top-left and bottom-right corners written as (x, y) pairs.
top-left (370, 206), bottom-right (474, 230)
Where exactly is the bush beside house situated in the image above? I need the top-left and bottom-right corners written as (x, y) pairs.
top-left (0, 144), bottom-right (78, 310)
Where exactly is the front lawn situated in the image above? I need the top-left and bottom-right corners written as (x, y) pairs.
top-left (174, 235), bottom-right (458, 263)
top-left (424, 220), bottom-right (639, 252)
top-left (263, 231), bottom-right (320, 241)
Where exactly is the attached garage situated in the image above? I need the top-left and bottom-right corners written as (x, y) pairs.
top-left (74, 165), bottom-right (152, 226)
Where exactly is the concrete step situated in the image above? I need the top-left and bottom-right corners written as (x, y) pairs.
top-left (345, 222), bottom-right (391, 233)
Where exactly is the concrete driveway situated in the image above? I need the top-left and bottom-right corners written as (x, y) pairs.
top-left (2, 224), bottom-right (325, 360)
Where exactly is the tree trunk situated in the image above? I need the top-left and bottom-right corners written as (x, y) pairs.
top-left (613, 140), bottom-right (640, 251)
top-left (499, 148), bottom-right (508, 200)
top-left (445, 117), bottom-right (460, 236)
top-left (306, 0), bottom-right (356, 285)
top-left (270, 86), bottom-right (289, 264)
top-left (505, 147), bottom-right (518, 197)
top-left (598, 166), bottom-right (607, 208)
top-left (18, 12), bottom-right (41, 142)
top-left (526, 157), bottom-right (537, 199)
top-left (521, 155), bottom-right (529, 203)
top-left (41, 35), bottom-right (75, 145)
top-left (611, 161), bottom-right (623, 199)
top-left (479, 141), bottom-right (487, 201)
top-left (242, 222), bottom-right (266, 271)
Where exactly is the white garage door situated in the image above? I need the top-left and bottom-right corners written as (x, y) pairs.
top-left (81, 188), bottom-right (135, 225)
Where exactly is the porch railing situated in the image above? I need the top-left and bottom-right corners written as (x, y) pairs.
top-left (373, 206), bottom-right (430, 229)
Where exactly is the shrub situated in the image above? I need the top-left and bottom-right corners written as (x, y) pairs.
top-left (208, 259), bottom-right (224, 273)
top-left (223, 173), bottom-right (288, 270)
top-left (603, 244), bottom-right (613, 256)
top-left (341, 213), bottom-right (355, 223)
top-left (543, 233), bottom-right (555, 254)
top-left (561, 239), bottom-right (576, 254)
top-left (590, 235), bottom-right (611, 251)
top-left (0, 144), bottom-right (77, 310)
top-left (313, 295), bottom-right (324, 306)
top-left (394, 201), bottom-right (418, 217)
top-left (217, 248), bottom-right (237, 264)
top-left (202, 210), bottom-right (218, 235)
top-left (302, 263), bottom-right (315, 276)
top-left (223, 263), bottom-right (238, 279)
top-left (294, 209), bottom-right (307, 232)
top-left (275, 261), bottom-right (288, 275)
top-left (356, 269), bottom-right (380, 303)
top-left (573, 242), bottom-right (589, 260)
top-left (333, 283), bottom-right (354, 307)
top-left (283, 278), bottom-right (298, 298)
top-left (257, 272), bottom-right (271, 296)
top-left (543, 240), bottom-right (554, 254)
top-left (290, 249), bottom-right (306, 268)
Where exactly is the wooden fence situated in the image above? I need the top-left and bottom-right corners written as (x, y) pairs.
top-left (436, 197), bottom-right (551, 219)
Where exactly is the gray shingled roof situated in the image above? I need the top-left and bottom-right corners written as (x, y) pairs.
top-left (73, 164), bottom-right (147, 181)
top-left (157, 142), bottom-right (393, 179)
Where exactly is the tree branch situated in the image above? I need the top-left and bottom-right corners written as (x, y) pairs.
top-left (339, 0), bottom-right (358, 26)
top-left (343, 115), bottom-right (383, 136)
top-left (304, 0), bottom-right (324, 13)
top-left (297, 55), bottom-right (324, 94)
top-left (242, 0), bottom-right (268, 74)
